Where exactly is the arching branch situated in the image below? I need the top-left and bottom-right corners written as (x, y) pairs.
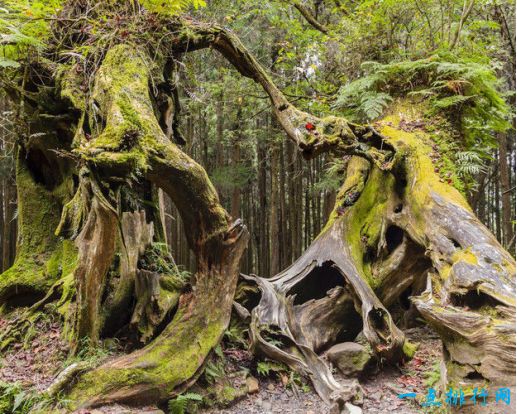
top-left (172, 21), bottom-right (394, 167)
top-left (290, 1), bottom-right (329, 34)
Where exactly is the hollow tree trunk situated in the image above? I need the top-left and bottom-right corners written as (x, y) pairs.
top-left (0, 145), bottom-right (77, 309)
top-left (246, 104), bottom-right (515, 411)
top-left (180, 24), bottom-right (514, 402)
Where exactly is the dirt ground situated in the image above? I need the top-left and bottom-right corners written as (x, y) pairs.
top-left (0, 316), bottom-right (514, 414)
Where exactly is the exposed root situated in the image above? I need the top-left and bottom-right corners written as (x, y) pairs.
top-left (61, 222), bottom-right (249, 410)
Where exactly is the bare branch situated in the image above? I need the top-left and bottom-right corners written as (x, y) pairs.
top-left (290, 1), bottom-right (329, 34)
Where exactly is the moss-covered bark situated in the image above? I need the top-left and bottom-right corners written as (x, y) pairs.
top-left (38, 43), bottom-right (248, 409)
top-left (0, 147), bottom-right (78, 309)
top-left (247, 100), bottom-right (514, 412)
top-left (378, 104), bottom-right (515, 389)
top-left (0, 4), bottom-right (513, 412)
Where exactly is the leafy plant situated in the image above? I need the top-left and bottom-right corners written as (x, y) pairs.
top-left (333, 53), bottom-right (509, 190)
top-left (455, 150), bottom-right (488, 181)
top-left (204, 359), bottom-right (226, 384)
top-left (139, 243), bottom-right (191, 285)
top-left (0, 381), bottom-right (62, 414)
top-left (223, 319), bottom-right (248, 347)
top-left (424, 362), bottom-right (442, 387)
top-left (334, 54), bottom-right (510, 146)
top-left (140, 0), bottom-right (206, 15)
top-left (312, 158), bottom-right (348, 193)
top-left (287, 371), bottom-right (310, 393)
top-left (63, 337), bottom-right (114, 369)
top-left (210, 164), bottom-right (253, 192)
top-left (256, 360), bottom-right (288, 377)
top-left (168, 392), bottom-right (203, 414)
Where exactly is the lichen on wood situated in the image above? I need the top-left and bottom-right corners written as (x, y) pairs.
top-left (0, 4), bottom-right (513, 413)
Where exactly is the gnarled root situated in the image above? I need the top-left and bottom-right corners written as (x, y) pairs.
top-left (62, 221), bottom-right (248, 410)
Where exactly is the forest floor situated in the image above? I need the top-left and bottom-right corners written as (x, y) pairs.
top-left (0, 314), bottom-right (514, 414)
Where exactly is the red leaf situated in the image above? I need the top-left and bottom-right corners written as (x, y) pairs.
top-left (305, 122), bottom-right (315, 131)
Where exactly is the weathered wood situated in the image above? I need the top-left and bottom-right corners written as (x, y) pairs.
top-left (0, 5), bottom-right (513, 412)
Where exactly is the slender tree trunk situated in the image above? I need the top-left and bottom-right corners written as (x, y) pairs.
top-left (279, 140), bottom-right (289, 267)
top-left (257, 127), bottom-right (268, 276)
top-left (498, 133), bottom-right (513, 248)
top-left (2, 179), bottom-right (13, 270)
top-left (270, 136), bottom-right (280, 275)
top-left (230, 108), bottom-right (242, 219)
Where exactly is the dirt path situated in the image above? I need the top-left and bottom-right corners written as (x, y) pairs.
top-left (201, 326), bottom-right (441, 414)
top-left (0, 319), bottom-right (513, 414)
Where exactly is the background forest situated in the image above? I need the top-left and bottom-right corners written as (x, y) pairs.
top-left (0, 0), bottom-right (515, 276)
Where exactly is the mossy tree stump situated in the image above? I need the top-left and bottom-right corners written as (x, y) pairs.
top-left (0, 2), bottom-right (513, 412)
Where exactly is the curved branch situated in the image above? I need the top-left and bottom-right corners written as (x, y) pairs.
top-left (58, 43), bottom-right (250, 409)
top-left (291, 1), bottom-right (329, 34)
top-left (172, 21), bottom-right (394, 166)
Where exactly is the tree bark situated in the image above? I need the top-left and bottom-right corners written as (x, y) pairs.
top-left (246, 108), bottom-right (515, 410)
top-left (41, 44), bottom-right (250, 409)
top-left (0, 10), bottom-right (513, 413)
top-left (270, 139), bottom-right (281, 275)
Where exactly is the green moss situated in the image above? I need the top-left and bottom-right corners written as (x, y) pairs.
top-left (57, 64), bottom-right (87, 111)
top-left (379, 102), bottom-right (470, 210)
top-left (402, 340), bottom-right (418, 359)
top-left (345, 167), bottom-right (394, 287)
top-left (67, 307), bottom-right (227, 409)
top-left (0, 155), bottom-right (78, 302)
top-left (73, 44), bottom-right (154, 172)
top-left (351, 349), bottom-right (371, 369)
top-left (320, 156), bottom-right (370, 234)
top-left (451, 248), bottom-right (478, 266)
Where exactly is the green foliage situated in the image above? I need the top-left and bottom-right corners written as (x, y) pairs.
top-left (140, 0), bottom-right (206, 14)
top-left (0, 382), bottom-right (31, 414)
top-left (0, 0), bottom-right (205, 67)
top-left (256, 360), bottom-right (288, 377)
top-left (0, 0), bottom-right (61, 61)
top-left (335, 84), bottom-right (392, 121)
top-left (204, 360), bottom-right (225, 383)
top-left (0, 381), bottom-right (66, 414)
top-left (210, 164), bottom-right (253, 191)
top-left (312, 158), bottom-right (347, 193)
top-left (63, 337), bottom-right (114, 368)
top-left (334, 54), bottom-right (510, 155)
top-left (139, 243), bottom-right (191, 282)
top-left (167, 392), bottom-right (203, 414)
top-left (286, 371), bottom-right (310, 393)
top-left (223, 319), bottom-right (248, 347)
top-left (424, 362), bottom-right (442, 387)
top-left (455, 150), bottom-right (488, 181)
top-left (259, 324), bottom-right (285, 348)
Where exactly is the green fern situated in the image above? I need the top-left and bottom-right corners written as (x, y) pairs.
top-left (312, 158), bottom-right (347, 193)
top-left (204, 360), bottom-right (225, 383)
top-left (432, 94), bottom-right (474, 109)
top-left (359, 92), bottom-right (393, 120)
top-left (140, 0), bottom-right (206, 14)
top-left (424, 362), bottom-right (441, 387)
top-left (224, 319), bottom-right (248, 347)
top-left (455, 151), bottom-right (487, 179)
top-left (256, 360), bottom-right (287, 377)
top-left (168, 393), bottom-right (203, 414)
top-left (333, 53), bottom-right (510, 150)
